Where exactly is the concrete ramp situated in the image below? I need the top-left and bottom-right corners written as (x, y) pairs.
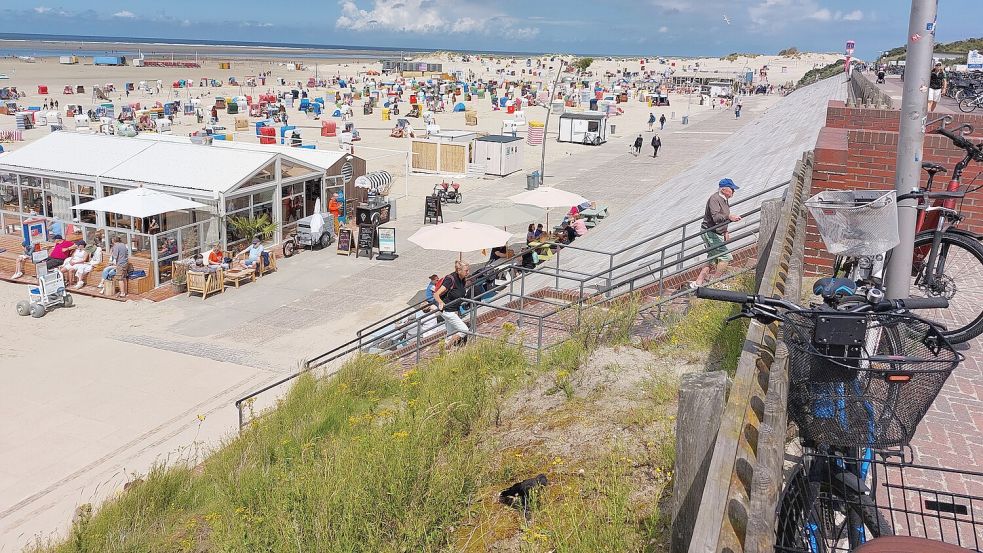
top-left (555, 76), bottom-right (847, 281)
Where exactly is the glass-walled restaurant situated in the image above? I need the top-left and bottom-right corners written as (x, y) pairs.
top-left (0, 134), bottom-right (364, 289)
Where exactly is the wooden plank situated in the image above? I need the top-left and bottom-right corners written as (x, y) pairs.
top-left (671, 371), bottom-right (731, 553)
top-left (439, 143), bottom-right (466, 173)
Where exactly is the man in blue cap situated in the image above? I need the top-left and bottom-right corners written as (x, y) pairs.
top-left (692, 178), bottom-right (742, 288)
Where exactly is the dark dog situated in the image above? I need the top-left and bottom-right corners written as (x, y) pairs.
top-left (499, 474), bottom-right (548, 519)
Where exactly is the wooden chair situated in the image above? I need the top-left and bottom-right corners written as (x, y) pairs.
top-left (187, 269), bottom-right (224, 300)
top-left (234, 248), bottom-right (277, 276)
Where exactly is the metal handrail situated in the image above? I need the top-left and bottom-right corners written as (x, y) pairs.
top-left (232, 182), bottom-right (786, 430)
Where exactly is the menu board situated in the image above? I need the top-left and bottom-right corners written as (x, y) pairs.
top-left (356, 225), bottom-right (375, 259)
top-left (424, 195), bottom-right (443, 224)
top-left (336, 228), bottom-right (353, 256)
top-left (376, 227), bottom-right (397, 261)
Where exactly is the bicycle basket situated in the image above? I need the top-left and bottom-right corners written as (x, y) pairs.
top-left (805, 190), bottom-right (900, 256)
top-left (783, 311), bottom-right (960, 448)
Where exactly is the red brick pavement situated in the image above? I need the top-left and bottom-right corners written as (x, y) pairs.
top-left (910, 339), bottom-right (983, 473)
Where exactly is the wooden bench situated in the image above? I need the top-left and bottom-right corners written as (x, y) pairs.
top-left (233, 248), bottom-right (278, 277)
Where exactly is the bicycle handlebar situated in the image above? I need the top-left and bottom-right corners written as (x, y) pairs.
top-left (694, 287), bottom-right (949, 313)
top-left (936, 128), bottom-right (983, 161)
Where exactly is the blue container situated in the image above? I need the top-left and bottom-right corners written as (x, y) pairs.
top-left (299, 98), bottom-right (310, 111)
top-left (499, 97), bottom-right (507, 107)
top-left (255, 120), bottom-right (267, 136)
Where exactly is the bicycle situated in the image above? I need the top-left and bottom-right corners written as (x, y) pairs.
top-left (958, 91), bottom-right (983, 113)
top-left (695, 286), bottom-right (961, 551)
top-left (807, 120), bottom-right (983, 344)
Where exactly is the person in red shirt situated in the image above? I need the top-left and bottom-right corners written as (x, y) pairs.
top-left (206, 244), bottom-right (229, 270)
top-left (46, 235), bottom-right (76, 271)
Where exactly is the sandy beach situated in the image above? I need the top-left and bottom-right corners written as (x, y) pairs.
top-left (0, 48), bottom-right (841, 549)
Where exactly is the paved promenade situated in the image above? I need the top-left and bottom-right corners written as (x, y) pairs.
top-left (0, 85), bottom-right (767, 548)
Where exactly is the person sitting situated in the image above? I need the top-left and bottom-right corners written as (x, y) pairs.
top-left (239, 238), bottom-right (267, 272)
top-left (188, 253), bottom-right (217, 273)
top-left (571, 214), bottom-right (588, 237)
top-left (561, 221), bottom-right (578, 243)
top-left (534, 224), bottom-right (545, 240)
top-left (525, 223), bottom-right (537, 244)
top-left (206, 244), bottom-right (229, 270)
top-left (60, 240), bottom-right (93, 289)
top-left (10, 239), bottom-right (33, 279)
top-left (425, 274), bottom-right (440, 308)
top-left (46, 235), bottom-right (76, 272)
top-left (488, 244), bottom-right (509, 263)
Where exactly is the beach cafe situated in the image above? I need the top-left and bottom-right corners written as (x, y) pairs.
top-left (0, 131), bottom-right (366, 289)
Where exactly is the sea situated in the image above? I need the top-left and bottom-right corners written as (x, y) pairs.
top-left (0, 33), bottom-right (543, 60)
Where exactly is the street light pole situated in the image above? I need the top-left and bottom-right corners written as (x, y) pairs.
top-left (885, 0), bottom-right (938, 299)
top-left (539, 59), bottom-right (566, 186)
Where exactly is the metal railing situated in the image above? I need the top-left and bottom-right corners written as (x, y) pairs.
top-left (233, 181), bottom-right (789, 430)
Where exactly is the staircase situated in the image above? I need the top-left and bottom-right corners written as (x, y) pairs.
top-left (233, 181), bottom-right (787, 430)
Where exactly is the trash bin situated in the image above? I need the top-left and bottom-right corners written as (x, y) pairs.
top-left (527, 171), bottom-right (541, 190)
top-left (609, 124), bottom-right (616, 134)
top-left (682, 116), bottom-right (689, 125)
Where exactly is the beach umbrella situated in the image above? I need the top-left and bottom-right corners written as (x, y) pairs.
top-left (408, 221), bottom-right (512, 256)
top-left (508, 187), bottom-right (588, 226)
top-left (508, 187), bottom-right (588, 209)
top-left (309, 198), bottom-right (323, 236)
top-left (461, 200), bottom-right (543, 229)
top-left (73, 187), bottom-right (208, 218)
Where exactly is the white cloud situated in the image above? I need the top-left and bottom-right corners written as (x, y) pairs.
top-left (336, 0), bottom-right (539, 38)
top-left (658, 25), bottom-right (669, 33)
top-left (33, 6), bottom-right (51, 13)
top-left (113, 10), bottom-right (136, 18)
top-left (842, 9), bottom-right (863, 21)
top-left (808, 8), bottom-right (831, 21)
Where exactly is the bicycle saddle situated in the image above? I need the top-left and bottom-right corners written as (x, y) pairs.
top-left (921, 162), bottom-right (948, 174)
top-left (813, 277), bottom-right (857, 299)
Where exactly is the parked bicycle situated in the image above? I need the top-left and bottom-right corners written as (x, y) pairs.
top-left (807, 119), bottom-right (983, 343)
top-left (695, 285), bottom-right (965, 551)
top-left (958, 91), bottom-right (983, 113)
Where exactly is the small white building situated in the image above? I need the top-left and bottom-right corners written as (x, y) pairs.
top-left (557, 111), bottom-right (608, 146)
top-left (473, 135), bottom-right (523, 176)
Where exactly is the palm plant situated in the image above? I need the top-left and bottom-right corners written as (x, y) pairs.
top-left (228, 213), bottom-right (277, 243)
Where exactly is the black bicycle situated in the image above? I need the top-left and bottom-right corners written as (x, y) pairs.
top-left (696, 285), bottom-right (962, 551)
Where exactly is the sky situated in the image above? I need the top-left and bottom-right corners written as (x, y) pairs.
top-left (0, 1), bottom-right (979, 60)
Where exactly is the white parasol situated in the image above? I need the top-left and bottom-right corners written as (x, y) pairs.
top-left (508, 187), bottom-right (588, 226)
top-left (408, 221), bottom-right (512, 255)
top-left (73, 187), bottom-right (208, 218)
top-left (309, 198), bottom-right (324, 235)
top-left (461, 200), bottom-right (543, 229)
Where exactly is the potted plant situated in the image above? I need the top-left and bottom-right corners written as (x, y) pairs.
top-left (171, 272), bottom-right (187, 292)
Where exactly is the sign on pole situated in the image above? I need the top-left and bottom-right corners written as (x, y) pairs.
top-left (969, 50), bottom-right (983, 70)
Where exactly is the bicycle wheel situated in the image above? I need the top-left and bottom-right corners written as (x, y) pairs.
top-left (958, 97), bottom-right (979, 113)
top-left (776, 461), bottom-right (893, 552)
top-left (777, 464), bottom-right (827, 553)
top-left (909, 231), bottom-right (983, 343)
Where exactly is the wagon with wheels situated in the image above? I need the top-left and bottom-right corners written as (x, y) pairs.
top-left (15, 251), bottom-right (74, 318)
top-left (282, 212), bottom-right (336, 258)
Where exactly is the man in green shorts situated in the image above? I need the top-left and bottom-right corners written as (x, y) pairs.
top-left (691, 178), bottom-right (742, 288)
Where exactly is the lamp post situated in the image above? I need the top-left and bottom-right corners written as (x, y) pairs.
top-left (884, 0), bottom-right (938, 299)
top-left (538, 58), bottom-right (567, 186)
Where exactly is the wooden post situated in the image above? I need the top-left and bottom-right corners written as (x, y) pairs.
top-left (754, 198), bottom-right (783, 289)
top-left (671, 370), bottom-right (730, 553)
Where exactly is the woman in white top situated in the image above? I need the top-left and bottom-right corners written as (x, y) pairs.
top-left (61, 240), bottom-right (101, 289)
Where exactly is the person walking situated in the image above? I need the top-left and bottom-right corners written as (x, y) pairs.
top-left (648, 112), bottom-right (656, 131)
top-left (734, 101), bottom-right (742, 118)
top-left (659, 113), bottom-right (667, 130)
top-left (928, 62), bottom-right (947, 112)
top-left (435, 260), bottom-right (471, 347)
top-left (632, 134), bottom-right (643, 156)
top-left (691, 178), bottom-right (742, 289)
top-left (651, 134), bottom-right (662, 158)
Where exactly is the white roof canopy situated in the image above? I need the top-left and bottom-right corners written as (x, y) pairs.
top-left (73, 187), bottom-right (209, 218)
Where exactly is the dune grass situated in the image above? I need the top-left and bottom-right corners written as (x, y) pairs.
top-left (35, 296), bottom-right (685, 553)
top-left (36, 338), bottom-right (529, 553)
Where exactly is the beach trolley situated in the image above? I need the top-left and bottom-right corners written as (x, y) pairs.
top-left (16, 251), bottom-right (73, 318)
top-left (557, 111), bottom-right (608, 146)
top-left (282, 212), bottom-right (336, 257)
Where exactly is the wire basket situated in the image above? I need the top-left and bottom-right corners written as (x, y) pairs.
top-left (782, 311), bottom-right (960, 448)
top-left (776, 450), bottom-right (983, 552)
top-left (805, 190), bottom-right (900, 256)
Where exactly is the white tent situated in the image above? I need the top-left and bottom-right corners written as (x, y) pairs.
top-left (73, 187), bottom-right (209, 218)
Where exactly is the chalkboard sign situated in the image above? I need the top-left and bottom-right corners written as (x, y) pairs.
top-left (424, 195), bottom-right (443, 224)
top-left (336, 228), bottom-right (353, 256)
top-left (356, 225), bottom-right (375, 259)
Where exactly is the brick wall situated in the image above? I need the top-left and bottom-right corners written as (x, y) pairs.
top-left (805, 102), bottom-right (983, 275)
